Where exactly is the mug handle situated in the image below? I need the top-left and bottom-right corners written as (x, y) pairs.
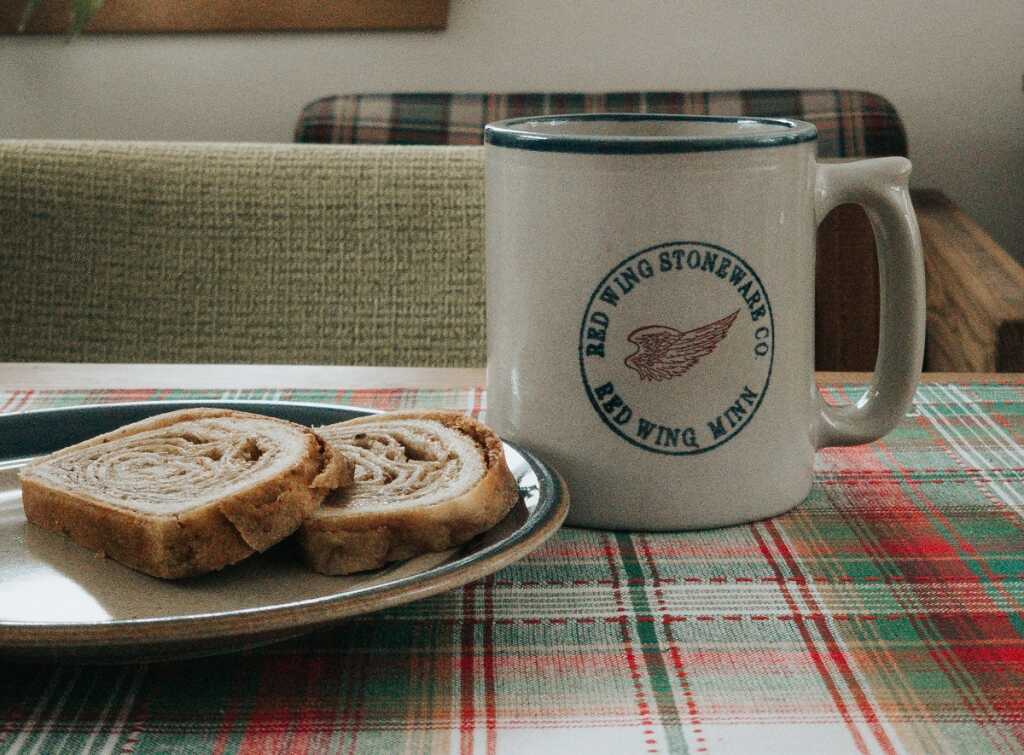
top-left (813, 157), bottom-right (926, 448)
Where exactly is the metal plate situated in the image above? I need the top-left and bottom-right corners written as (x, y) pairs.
top-left (0, 401), bottom-right (568, 662)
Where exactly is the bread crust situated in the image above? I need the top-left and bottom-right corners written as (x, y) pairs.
top-left (20, 408), bottom-right (350, 579)
top-left (298, 411), bottom-right (519, 575)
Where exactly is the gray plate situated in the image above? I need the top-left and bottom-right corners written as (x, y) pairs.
top-left (0, 401), bottom-right (568, 663)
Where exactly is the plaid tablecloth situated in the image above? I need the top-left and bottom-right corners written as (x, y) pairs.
top-left (2, 381), bottom-right (1023, 754)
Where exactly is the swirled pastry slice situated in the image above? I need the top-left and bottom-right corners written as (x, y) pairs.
top-left (19, 408), bottom-right (350, 579)
top-left (299, 411), bottom-right (519, 575)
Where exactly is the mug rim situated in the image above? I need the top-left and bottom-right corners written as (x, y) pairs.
top-left (484, 113), bottom-right (817, 154)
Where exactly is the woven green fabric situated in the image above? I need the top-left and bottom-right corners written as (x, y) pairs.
top-left (0, 141), bottom-right (486, 365)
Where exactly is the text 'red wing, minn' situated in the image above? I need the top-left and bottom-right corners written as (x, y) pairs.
top-left (624, 310), bottom-right (740, 381)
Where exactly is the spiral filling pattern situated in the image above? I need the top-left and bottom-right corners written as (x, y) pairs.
top-left (32, 416), bottom-right (309, 514)
top-left (317, 419), bottom-right (485, 511)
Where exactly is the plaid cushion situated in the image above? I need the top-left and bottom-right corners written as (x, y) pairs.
top-left (295, 90), bottom-right (908, 158)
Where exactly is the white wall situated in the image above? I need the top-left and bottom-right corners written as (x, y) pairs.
top-left (2, 0), bottom-right (1022, 259)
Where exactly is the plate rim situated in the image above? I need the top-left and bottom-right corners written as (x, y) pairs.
top-left (0, 400), bottom-right (569, 653)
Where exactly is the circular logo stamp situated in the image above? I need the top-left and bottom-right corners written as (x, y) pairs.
top-left (578, 241), bottom-right (774, 455)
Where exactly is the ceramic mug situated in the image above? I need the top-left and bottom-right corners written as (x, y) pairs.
top-left (484, 113), bottom-right (925, 530)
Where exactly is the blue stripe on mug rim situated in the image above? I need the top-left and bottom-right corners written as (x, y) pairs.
top-left (484, 113), bottom-right (818, 154)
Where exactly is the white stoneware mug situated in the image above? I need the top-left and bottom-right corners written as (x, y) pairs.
top-left (484, 114), bottom-right (925, 530)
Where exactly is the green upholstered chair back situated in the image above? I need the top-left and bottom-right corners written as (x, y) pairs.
top-left (0, 141), bottom-right (485, 365)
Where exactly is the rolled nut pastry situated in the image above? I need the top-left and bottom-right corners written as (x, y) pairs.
top-left (299, 411), bottom-right (519, 575)
top-left (20, 408), bottom-right (349, 579)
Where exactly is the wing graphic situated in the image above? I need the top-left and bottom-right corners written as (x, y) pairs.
top-left (624, 310), bottom-right (740, 382)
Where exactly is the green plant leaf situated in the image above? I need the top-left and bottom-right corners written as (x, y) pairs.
top-left (69, 0), bottom-right (105, 36)
top-left (17, 0), bottom-right (44, 33)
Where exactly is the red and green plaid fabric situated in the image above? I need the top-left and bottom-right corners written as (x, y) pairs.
top-left (294, 90), bottom-right (908, 159)
top-left (3, 379), bottom-right (1023, 753)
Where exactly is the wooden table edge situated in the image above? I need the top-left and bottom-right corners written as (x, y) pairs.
top-left (0, 364), bottom-right (1020, 391)
top-left (0, 363), bottom-right (486, 391)
top-left (818, 371), bottom-right (1022, 385)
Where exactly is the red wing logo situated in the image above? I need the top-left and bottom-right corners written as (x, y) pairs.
top-left (624, 310), bottom-right (740, 382)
